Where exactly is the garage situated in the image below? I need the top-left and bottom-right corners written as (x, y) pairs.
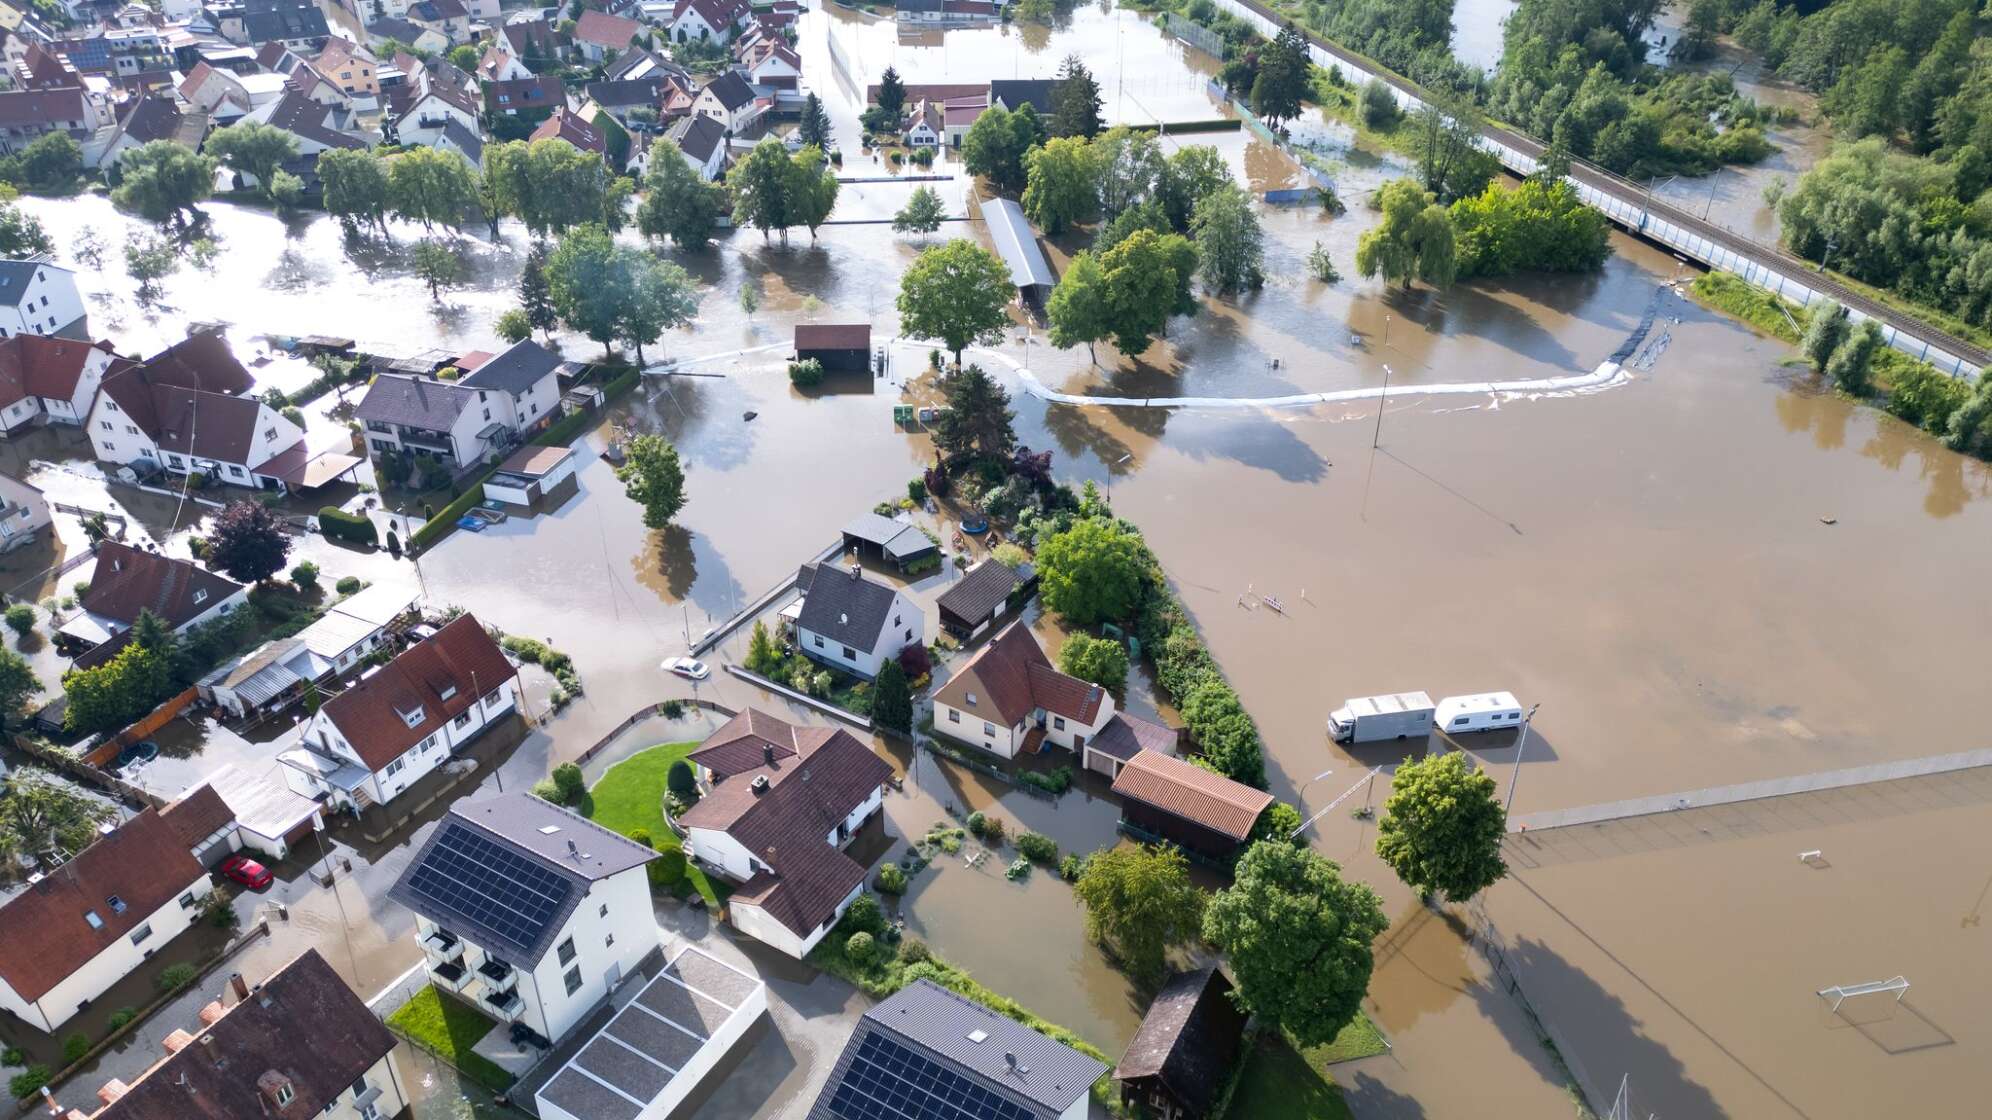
top-left (794, 323), bottom-right (872, 373)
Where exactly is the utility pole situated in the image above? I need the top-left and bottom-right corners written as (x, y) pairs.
top-left (1504, 703), bottom-right (1541, 818)
top-left (1360, 364), bottom-right (1392, 522)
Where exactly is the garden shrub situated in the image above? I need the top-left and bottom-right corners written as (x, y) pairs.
top-left (1058, 853), bottom-right (1084, 881)
top-left (1016, 832), bottom-right (1059, 863)
top-left (966, 811), bottom-right (988, 836)
top-left (317, 506), bottom-right (377, 546)
top-left (61, 1034), bottom-right (87, 1063)
top-left (1018, 767), bottom-right (1073, 796)
top-left (531, 777), bottom-right (561, 802)
top-left (846, 931), bottom-right (876, 963)
top-left (3, 604), bottom-right (33, 636)
top-left (334, 576), bottom-right (363, 594)
top-left (654, 847), bottom-right (687, 889)
top-left (2, 1046), bottom-right (26, 1066)
top-left (841, 893), bottom-right (888, 937)
top-left (106, 1007), bottom-right (136, 1031)
top-left (667, 759), bottom-right (697, 800)
top-left (9, 1066), bottom-right (50, 1099)
top-left (156, 963), bottom-right (197, 992)
top-left (788, 358), bottom-right (824, 387)
top-left (897, 936), bottom-right (931, 964)
top-left (875, 863), bottom-right (908, 894)
top-left (551, 763), bottom-right (584, 804)
top-left (290, 561), bottom-right (319, 589)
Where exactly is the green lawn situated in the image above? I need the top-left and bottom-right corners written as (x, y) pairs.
top-left (384, 986), bottom-right (514, 1094)
top-left (583, 742), bottom-right (727, 908)
top-left (1227, 1033), bottom-right (1356, 1120)
top-left (1307, 1012), bottom-right (1389, 1065)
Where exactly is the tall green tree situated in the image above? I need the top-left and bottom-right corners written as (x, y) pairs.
top-left (1093, 127), bottom-right (1164, 222)
top-left (1056, 632), bottom-right (1129, 691)
top-left (1046, 249), bottom-right (1111, 363)
top-left (962, 104), bottom-right (1038, 192)
top-left (1022, 136), bottom-right (1099, 235)
top-left (1449, 178), bottom-right (1611, 279)
top-left (1050, 55), bottom-right (1103, 139)
top-left (1072, 844), bottom-right (1205, 984)
top-left (1356, 179), bottom-right (1457, 290)
top-left (206, 121), bottom-right (298, 201)
top-left (519, 244), bottom-right (559, 341)
top-left (877, 66), bottom-right (907, 119)
top-left (1097, 228), bottom-right (1198, 356)
top-left (12, 132), bottom-right (82, 192)
top-left (892, 185), bottom-right (945, 239)
top-left (1826, 319), bottom-right (1882, 395)
top-left (787, 145), bottom-right (839, 239)
top-left (206, 500), bottom-right (292, 583)
top-left (1251, 24), bottom-right (1310, 130)
top-left (388, 146), bottom-right (479, 231)
top-left (1191, 183), bottom-right (1264, 295)
top-left (1377, 751), bottom-right (1509, 901)
top-left (411, 238), bottom-right (465, 301)
top-left (1205, 841), bottom-right (1389, 1047)
top-left (1412, 93), bottom-right (1497, 203)
top-left (1157, 144), bottom-right (1230, 233)
top-left (931, 365), bottom-right (1017, 461)
top-left (546, 224), bottom-right (629, 356)
top-left (485, 138), bottom-right (624, 238)
top-left (615, 432), bottom-right (687, 529)
top-left (636, 139), bottom-right (726, 249)
top-left (895, 239), bottom-right (1014, 367)
top-left (1036, 517), bottom-right (1151, 626)
top-left (797, 92), bottom-right (832, 149)
top-left (0, 771), bottom-right (114, 871)
top-left (1801, 298), bottom-right (1849, 372)
top-left (0, 648), bottom-right (40, 733)
top-left (617, 255), bottom-right (698, 364)
top-left (0, 187), bottom-right (52, 258)
top-left (727, 138), bottom-right (795, 240)
top-left (113, 141), bottom-right (215, 230)
top-left (63, 641), bottom-right (172, 735)
top-left (317, 148), bottom-right (391, 235)
top-left (870, 659), bottom-right (912, 734)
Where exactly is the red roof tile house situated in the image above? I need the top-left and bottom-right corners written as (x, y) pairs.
top-left (931, 622), bottom-right (1117, 760)
top-left (0, 334), bottom-right (115, 434)
top-left (529, 105), bottom-right (604, 155)
top-left (572, 8), bottom-right (640, 63)
top-left (0, 799), bottom-right (218, 1033)
top-left (83, 949), bottom-right (406, 1120)
top-left (1111, 750), bottom-right (1273, 861)
top-left (278, 615), bottom-right (519, 812)
top-left (58, 540), bottom-right (250, 665)
top-left (86, 336), bottom-right (309, 491)
top-left (679, 709), bottom-right (893, 958)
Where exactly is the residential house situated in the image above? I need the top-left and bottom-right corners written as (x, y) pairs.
top-left (0, 334), bottom-right (114, 432)
top-left (1082, 710), bottom-right (1179, 779)
top-left (734, 33), bottom-right (797, 92)
top-left (390, 57), bottom-right (480, 157)
top-left (388, 791), bottom-right (659, 1044)
top-left (678, 709), bottom-right (892, 958)
top-left (95, 94), bottom-right (207, 170)
top-left (459, 338), bottom-right (562, 427)
top-left (931, 622), bottom-right (1116, 759)
top-left (838, 511), bottom-right (935, 572)
top-left (989, 76), bottom-right (1056, 114)
top-left (0, 802), bottom-right (217, 1033)
top-left (178, 60), bottom-right (288, 122)
top-left (572, 8), bottom-right (638, 63)
top-left (0, 470), bottom-right (49, 552)
top-left (692, 66), bottom-right (758, 132)
top-left (1110, 750), bottom-right (1274, 861)
top-left (355, 339), bottom-right (558, 470)
top-left (474, 42), bottom-right (530, 83)
top-left (791, 559), bottom-right (923, 680)
top-left (934, 556), bottom-right (1020, 639)
top-left (797, 323), bottom-right (872, 373)
top-left (529, 104), bottom-right (603, 154)
top-left (58, 540), bottom-right (248, 661)
top-left (157, 780), bottom-right (243, 867)
top-left (602, 46), bottom-right (683, 85)
top-left (239, 0), bottom-right (327, 49)
top-left (806, 979), bottom-right (1108, 1120)
top-left (365, 16), bottom-right (446, 55)
top-left (405, 0), bottom-right (470, 46)
top-left (482, 73), bottom-right (563, 120)
top-left (312, 34), bottom-right (379, 96)
top-left (583, 76), bottom-right (668, 126)
top-left (902, 97), bottom-right (941, 147)
top-left (87, 335), bottom-right (310, 490)
top-left (193, 763), bottom-right (325, 861)
top-left (241, 86), bottom-right (371, 156)
top-left (278, 614), bottom-right (518, 811)
top-left (941, 93), bottom-right (985, 146)
top-left (667, 0), bottom-right (748, 43)
top-left (1114, 965), bottom-right (1250, 1120)
top-left (83, 949), bottom-right (406, 1120)
top-left (0, 84), bottom-right (96, 154)
top-left (499, 17), bottom-right (568, 69)
top-left (667, 110), bottom-right (724, 179)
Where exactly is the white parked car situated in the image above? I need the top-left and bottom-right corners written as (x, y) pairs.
top-left (662, 656), bottom-right (710, 681)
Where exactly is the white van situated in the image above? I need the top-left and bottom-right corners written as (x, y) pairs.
top-left (1434, 692), bottom-right (1524, 734)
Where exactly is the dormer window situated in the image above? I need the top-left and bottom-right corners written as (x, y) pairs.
top-left (193, 589), bottom-right (208, 604)
top-left (964, 691), bottom-right (977, 706)
top-left (438, 684), bottom-right (457, 700)
top-left (398, 706), bottom-right (425, 728)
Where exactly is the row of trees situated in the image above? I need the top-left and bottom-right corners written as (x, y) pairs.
top-left (1358, 170), bottom-right (1614, 291)
top-left (726, 139), bottom-right (839, 242)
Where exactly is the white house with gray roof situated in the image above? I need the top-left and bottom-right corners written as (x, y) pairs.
top-left (808, 978), bottom-right (1108, 1120)
top-left (791, 561), bottom-right (923, 680)
top-left (355, 342), bottom-right (559, 471)
top-left (0, 259), bottom-right (85, 338)
top-left (461, 339), bottom-right (562, 431)
top-left (389, 791), bottom-right (660, 1046)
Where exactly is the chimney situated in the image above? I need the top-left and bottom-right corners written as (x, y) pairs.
top-left (228, 972), bottom-right (248, 1001)
top-left (751, 774), bottom-right (770, 795)
top-left (849, 562), bottom-right (861, 580)
top-left (763, 743), bottom-right (774, 765)
top-left (1004, 1052), bottom-right (1016, 1071)
top-left (198, 1001), bottom-right (225, 1025)
top-left (95, 1079), bottom-right (129, 1106)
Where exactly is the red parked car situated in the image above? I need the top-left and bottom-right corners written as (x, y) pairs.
top-left (220, 855), bottom-right (273, 891)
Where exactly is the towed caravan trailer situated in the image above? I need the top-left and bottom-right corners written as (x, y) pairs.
top-left (1434, 692), bottom-right (1524, 734)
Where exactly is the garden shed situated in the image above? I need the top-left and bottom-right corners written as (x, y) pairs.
top-left (794, 323), bottom-right (872, 372)
top-left (840, 511), bottom-right (938, 571)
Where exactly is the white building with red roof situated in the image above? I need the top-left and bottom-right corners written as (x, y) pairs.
top-left (930, 621), bottom-right (1118, 759)
top-left (0, 333), bottom-right (114, 433)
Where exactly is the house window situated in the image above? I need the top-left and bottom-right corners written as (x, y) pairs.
top-left (605, 932), bottom-right (615, 948)
top-left (557, 936), bottom-right (576, 965)
top-left (104, 442), bottom-right (114, 451)
top-left (947, 709), bottom-right (959, 723)
top-left (264, 428), bottom-right (276, 440)
top-left (129, 922), bottom-right (153, 945)
top-left (453, 711), bottom-right (471, 729)
top-left (812, 636), bottom-right (823, 648)
top-left (563, 966), bottom-right (582, 995)
top-left (841, 646), bottom-right (855, 660)
top-left (275, 1084), bottom-right (294, 1107)
top-left (179, 892), bottom-right (197, 908)
top-left (99, 420), bottom-right (111, 430)
top-left (108, 895), bottom-right (126, 914)
top-left (124, 424), bottom-right (138, 434)
top-left (905, 629), bottom-right (913, 641)
top-left (385, 757), bottom-right (406, 776)
top-left (84, 909), bottom-right (102, 929)
top-left (983, 722), bottom-right (995, 736)
top-left (1054, 716), bottom-right (1066, 730)
top-left (167, 453), bottom-right (183, 467)
top-left (599, 903), bottom-right (608, 918)
top-left (350, 1077), bottom-right (368, 1098)
top-left (229, 465), bottom-right (245, 477)
top-left (193, 589), bottom-right (207, 604)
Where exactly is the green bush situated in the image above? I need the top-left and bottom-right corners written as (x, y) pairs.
top-left (410, 482), bottom-right (488, 551)
top-left (966, 811), bottom-right (988, 836)
top-left (841, 892), bottom-right (888, 937)
top-left (551, 763), bottom-right (585, 804)
top-left (2, 1046), bottom-right (24, 1066)
top-left (105, 1007), bottom-right (137, 1031)
top-left (290, 560), bottom-right (319, 589)
top-left (61, 1034), bottom-right (88, 1063)
top-left (846, 930), bottom-right (877, 963)
top-left (654, 846), bottom-right (687, 889)
top-left (907, 477), bottom-right (926, 502)
top-left (667, 759), bottom-right (697, 799)
top-left (897, 936), bottom-right (931, 964)
top-left (156, 963), bottom-right (198, 992)
top-left (9, 1066), bottom-right (49, 1099)
top-left (335, 576), bottom-right (363, 594)
top-left (531, 777), bottom-right (561, 802)
top-left (875, 863), bottom-right (908, 894)
top-left (788, 358), bottom-right (825, 387)
top-left (4, 603), bottom-right (33, 636)
top-left (317, 506), bottom-right (378, 547)
top-left (980, 815), bottom-right (1006, 844)
top-left (1058, 853), bottom-right (1084, 881)
top-left (1016, 832), bottom-right (1059, 864)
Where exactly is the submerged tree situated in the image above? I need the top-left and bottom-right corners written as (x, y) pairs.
top-left (1375, 751), bottom-right (1509, 902)
top-left (615, 433), bottom-right (687, 530)
top-left (896, 239), bottom-right (1014, 368)
top-left (1356, 179), bottom-right (1457, 290)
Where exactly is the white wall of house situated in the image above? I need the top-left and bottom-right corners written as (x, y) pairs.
top-left (934, 701), bottom-right (1025, 758)
top-left (86, 394), bottom-right (304, 490)
top-left (797, 590), bottom-right (921, 680)
top-left (0, 876), bottom-right (214, 1032)
top-left (522, 869), bottom-right (656, 1044)
top-left (1041, 694), bottom-right (1116, 751)
top-left (0, 264), bottom-right (84, 338)
top-left (395, 90), bottom-right (479, 148)
top-left (0, 473), bottom-right (50, 552)
top-left (327, 1051), bottom-right (407, 1120)
top-left (729, 879), bottom-right (860, 960)
top-left (301, 680), bottom-right (517, 808)
top-left (0, 346), bottom-right (110, 431)
top-left (685, 825), bottom-right (756, 882)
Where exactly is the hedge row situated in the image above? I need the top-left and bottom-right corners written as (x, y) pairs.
top-left (317, 506), bottom-right (377, 547)
top-left (409, 481), bottom-right (487, 552)
top-left (1131, 544), bottom-right (1270, 789)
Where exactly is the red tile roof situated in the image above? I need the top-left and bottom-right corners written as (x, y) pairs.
top-left (0, 335), bottom-right (110, 410)
top-left (1111, 751), bottom-right (1273, 842)
top-left (159, 783), bottom-right (235, 848)
top-left (931, 622), bottom-right (1104, 727)
top-left (0, 807), bottom-right (206, 1003)
top-left (81, 540), bottom-right (244, 629)
top-left (574, 8), bottom-right (640, 48)
top-left (529, 106), bottom-right (604, 153)
top-left (689, 707), bottom-right (837, 778)
top-left (795, 323), bottom-right (870, 351)
top-left (318, 614), bottom-right (515, 771)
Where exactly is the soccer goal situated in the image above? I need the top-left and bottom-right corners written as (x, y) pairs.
top-left (1816, 975), bottom-right (1909, 1013)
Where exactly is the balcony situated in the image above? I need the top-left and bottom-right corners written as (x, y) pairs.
top-left (421, 928), bottom-right (462, 963)
top-left (427, 959), bottom-right (470, 992)
top-left (480, 985), bottom-right (523, 1021)
top-left (398, 429), bottom-right (454, 455)
top-left (477, 956), bottom-right (517, 993)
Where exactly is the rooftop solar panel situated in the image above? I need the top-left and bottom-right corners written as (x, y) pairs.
top-left (404, 823), bottom-right (573, 960)
top-left (828, 1032), bottom-right (1035, 1120)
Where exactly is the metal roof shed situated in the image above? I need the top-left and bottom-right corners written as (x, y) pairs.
top-left (980, 196), bottom-right (1056, 296)
top-left (840, 512), bottom-right (938, 571)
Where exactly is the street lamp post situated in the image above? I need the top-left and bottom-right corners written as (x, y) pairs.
top-left (1504, 703), bottom-right (1542, 818)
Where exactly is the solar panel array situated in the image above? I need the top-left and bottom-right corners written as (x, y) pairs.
top-left (405, 823), bottom-right (572, 958)
top-left (828, 1031), bottom-right (1035, 1120)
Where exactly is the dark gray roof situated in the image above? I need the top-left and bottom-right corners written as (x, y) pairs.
top-left (702, 68), bottom-right (754, 111)
top-left (243, 0), bottom-right (327, 43)
top-left (440, 116), bottom-right (483, 163)
top-left (936, 558), bottom-right (1018, 625)
top-left (366, 16), bottom-right (425, 41)
top-left (842, 512), bottom-right (934, 562)
top-left (808, 979), bottom-right (1107, 1120)
top-left (989, 79), bottom-right (1055, 114)
top-left (1089, 712), bottom-right (1178, 763)
top-left (354, 372), bottom-right (478, 429)
top-left (462, 339), bottom-right (560, 396)
top-left (670, 112), bottom-right (725, 162)
top-left (387, 792), bottom-right (654, 967)
top-left (1113, 966), bottom-right (1246, 1117)
top-left (795, 561), bottom-right (905, 648)
top-left (0, 260), bottom-right (60, 308)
